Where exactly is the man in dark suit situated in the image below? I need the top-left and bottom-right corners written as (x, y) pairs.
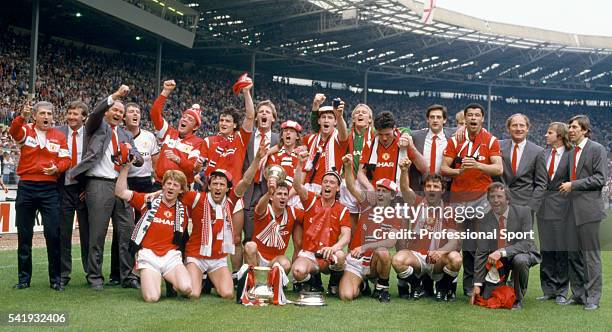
top-left (57, 101), bottom-right (89, 287)
top-left (559, 115), bottom-right (608, 310)
top-left (67, 85), bottom-right (143, 290)
top-left (535, 122), bottom-right (571, 303)
top-left (409, 104), bottom-right (455, 192)
top-left (472, 182), bottom-right (541, 310)
top-left (239, 100), bottom-right (278, 275)
top-left (498, 113), bottom-right (546, 212)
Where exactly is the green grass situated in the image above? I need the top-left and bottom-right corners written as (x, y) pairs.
top-left (1, 214), bottom-right (612, 331)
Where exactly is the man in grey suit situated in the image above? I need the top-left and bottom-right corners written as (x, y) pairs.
top-left (559, 115), bottom-right (608, 310)
top-left (57, 101), bottom-right (89, 287)
top-left (498, 113), bottom-right (546, 212)
top-left (535, 122), bottom-right (572, 303)
top-left (238, 100), bottom-right (279, 275)
top-left (67, 85), bottom-right (143, 290)
top-left (409, 104), bottom-right (455, 192)
top-left (472, 182), bottom-right (541, 310)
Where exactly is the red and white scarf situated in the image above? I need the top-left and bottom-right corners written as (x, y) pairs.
top-left (304, 129), bottom-right (338, 173)
top-left (255, 205), bottom-right (290, 251)
top-left (200, 193), bottom-right (234, 257)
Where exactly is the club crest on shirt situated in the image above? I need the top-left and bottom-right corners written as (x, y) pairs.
top-left (164, 210), bottom-right (173, 218)
top-left (382, 152), bottom-right (390, 160)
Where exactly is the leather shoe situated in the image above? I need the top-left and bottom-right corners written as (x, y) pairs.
top-left (536, 295), bottom-right (554, 301)
top-left (107, 279), bottom-right (121, 286)
top-left (50, 283), bottom-right (65, 291)
top-left (122, 279), bottom-right (141, 289)
top-left (13, 282), bottom-right (30, 289)
top-left (91, 283), bottom-right (104, 291)
top-left (555, 296), bottom-right (567, 304)
top-left (511, 301), bottom-right (523, 310)
top-left (558, 298), bottom-right (581, 306)
top-left (584, 304), bottom-right (599, 311)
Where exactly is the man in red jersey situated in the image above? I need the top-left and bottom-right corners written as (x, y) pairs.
top-left (301, 95), bottom-right (349, 193)
top-left (441, 102), bottom-right (503, 297)
top-left (149, 80), bottom-right (204, 186)
top-left (393, 171), bottom-right (462, 302)
top-left (244, 178), bottom-right (303, 273)
top-left (10, 101), bottom-right (71, 291)
top-left (115, 167), bottom-right (192, 302)
top-left (291, 147), bottom-right (351, 295)
top-left (339, 154), bottom-right (406, 303)
top-left (181, 144), bottom-right (265, 299)
top-left (358, 111), bottom-right (427, 190)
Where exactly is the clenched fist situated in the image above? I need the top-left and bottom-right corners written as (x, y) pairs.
top-left (112, 85), bottom-right (130, 100)
top-left (162, 80), bottom-right (176, 97)
top-left (312, 93), bottom-right (326, 109)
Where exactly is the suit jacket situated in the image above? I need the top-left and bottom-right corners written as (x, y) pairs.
top-left (66, 97), bottom-right (143, 185)
top-left (535, 147), bottom-right (570, 220)
top-left (474, 205), bottom-right (541, 285)
top-left (242, 130), bottom-right (279, 207)
top-left (499, 139), bottom-right (546, 211)
top-left (409, 127), bottom-right (454, 192)
top-left (568, 139), bottom-right (608, 225)
top-left (56, 124), bottom-right (89, 187)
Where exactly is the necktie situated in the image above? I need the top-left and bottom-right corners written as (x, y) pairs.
top-left (71, 130), bottom-right (78, 168)
top-left (254, 130), bottom-right (268, 183)
top-left (111, 125), bottom-right (120, 171)
top-left (497, 215), bottom-right (506, 249)
top-left (511, 144), bottom-right (518, 175)
top-left (429, 134), bottom-right (438, 175)
top-left (547, 148), bottom-right (556, 179)
top-left (571, 146), bottom-right (581, 181)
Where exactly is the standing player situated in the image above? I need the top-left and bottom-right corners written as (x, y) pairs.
top-left (244, 176), bottom-right (303, 273)
top-left (358, 111), bottom-right (427, 191)
top-left (150, 80), bottom-right (204, 186)
top-left (339, 154), bottom-right (404, 303)
top-left (393, 168), bottom-right (463, 301)
top-left (115, 166), bottom-right (192, 302)
top-left (10, 101), bottom-right (71, 291)
top-left (301, 95), bottom-right (349, 192)
top-left (440, 103), bottom-right (503, 296)
top-left (291, 148), bottom-right (351, 295)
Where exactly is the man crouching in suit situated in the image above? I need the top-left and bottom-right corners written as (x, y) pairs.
top-left (472, 182), bottom-right (541, 310)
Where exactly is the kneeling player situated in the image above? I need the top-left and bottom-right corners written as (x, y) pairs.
top-left (244, 177), bottom-right (303, 273)
top-left (393, 169), bottom-right (462, 301)
top-left (339, 154), bottom-right (406, 303)
top-left (181, 146), bottom-right (265, 299)
top-left (115, 167), bottom-right (192, 302)
top-left (291, 148), bottom-right (351, 295)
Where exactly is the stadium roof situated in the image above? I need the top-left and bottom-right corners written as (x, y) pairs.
top-left (187, 0), bottom-right (612, 99)
top-left (4, 0), bottom-right (612, 100)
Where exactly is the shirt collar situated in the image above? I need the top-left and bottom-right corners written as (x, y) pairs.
top-left (494, 206), bottom-right (509, 222)
top-left (427, 129), bottom-right (445, 140)
top-left (70, 126), bottom-right (83, 136)
top-left (512, 139), bottom-right (527, 149)
top-left (256, 128), bottom-right (271, 138)
top-left (576, 137), bottom-right (588, 150)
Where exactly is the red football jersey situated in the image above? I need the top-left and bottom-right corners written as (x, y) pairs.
top-left (360, 132), bottom-right (417, 186)
top-left (202, 127), bottom-right (252, 184)
top-left (409, 197), bottom-right (458, 255)
top-left (349, 194), bottom-right (401, 258)
top-left (301, 133), bottom-right (348, 185)
top-left (150, 95), bottom-right (204, 184)
top-left (182, 190), bottom-right (239, 259)
top-left (443, 128), bottom-right (501, 201)
top-left (300, 191), bottom-right (351, 252)
top-left (253, 205), bottom-right (302, 260)
top-left (130, 192), bottom-right (188, 256)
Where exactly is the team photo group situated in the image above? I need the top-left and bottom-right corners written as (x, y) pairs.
top-left (11, 75), bottom-right (608, 311)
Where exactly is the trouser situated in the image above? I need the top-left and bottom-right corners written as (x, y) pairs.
top-left (85, 178), bottom-right (136, 287)
top-left (59, 182), bottom-right (89, 284)
top-left (567, 216), bottom-right (602, 306)
top-left (461, 219), bottom-right (477, 295)
top-left (537, 218), bottom-right (568, 298)
top-left (15, 181), bottom-right (61, 285)
top-left (110, 176), bottom-right (153, 281)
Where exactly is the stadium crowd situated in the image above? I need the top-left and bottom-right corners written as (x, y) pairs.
top-left (1, 26), bottom-right (610, 311)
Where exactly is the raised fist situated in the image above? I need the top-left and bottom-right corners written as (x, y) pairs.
top-left (342, 154), bottom-right (352, 166)
top-left (399, 157), bottom-right (412, 171)
top-left (313, 93), bottom-right (326, 108)
top-left (21, 102), bottom-right (32, 119)
top-left (112, 85), bottom-right (130, 101)
top-left (398, 133), bottom-right (414, 149)
top-left (162, 80), bottom-right (176, 97)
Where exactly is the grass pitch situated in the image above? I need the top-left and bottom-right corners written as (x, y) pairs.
top-left (1, 215), bottom-right (612, 331)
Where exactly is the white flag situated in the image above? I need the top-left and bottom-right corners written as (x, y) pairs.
top-left (421, 0), bottom-right (436, 24)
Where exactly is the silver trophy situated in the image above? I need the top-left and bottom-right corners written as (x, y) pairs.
top-left (294, 291), bottom-right (326, 306)
top-left (247, 267), bottom-right (274, 304)
top-left (264, 164), bottom-right (287, 184)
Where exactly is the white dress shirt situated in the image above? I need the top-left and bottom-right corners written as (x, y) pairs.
top-left (68, 126), bottom-right (84, 165)
top-left (510, 139), bottom-right (527, 171)
top-left (423, 129), bottom-right (447, 174)
top-left (546, 146), bottom-right (565, 179)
